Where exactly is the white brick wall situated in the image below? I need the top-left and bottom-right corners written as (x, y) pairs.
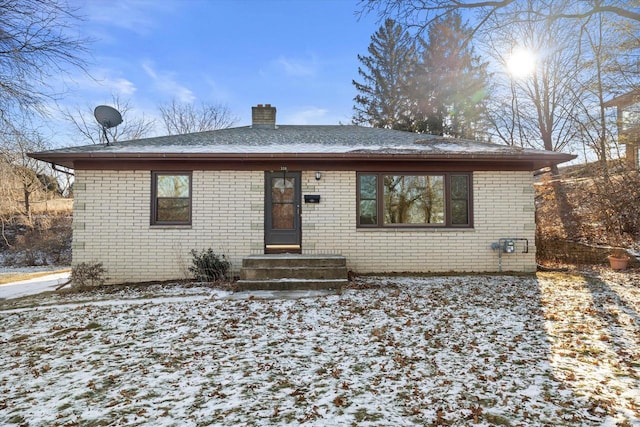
top-left (73, 170), bottom-right (263, 284)
top-left (73, 169), bottom-right (536, 284)
top-left (300, 170), bottom-right (536, 274)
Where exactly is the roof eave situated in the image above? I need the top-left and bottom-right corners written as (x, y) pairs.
top-left (603, 89), bottom-right (640, 108)
top-left (28, 151), bottom-right (576, 171)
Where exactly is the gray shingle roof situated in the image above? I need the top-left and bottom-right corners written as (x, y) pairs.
top-left (30, 125), bottom-right (575, 170)
top-left (38, 125), bottom-right (478, 153)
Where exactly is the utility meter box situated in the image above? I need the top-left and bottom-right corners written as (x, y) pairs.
top-left (503, 240), bottom-right (515, 253)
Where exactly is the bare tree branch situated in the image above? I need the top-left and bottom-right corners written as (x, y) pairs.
top-left (0, 119), bottom-right (49, 217)
top-left (0, 0), bottom-right (89, 122)
top-left (482, 1), bottom-right (583, 162)
top-left (64, 95), bottom-right (156, 145)
top-left (159, 99), bottom-right (238, 135)
top-left (357, 0), bottom-right (640, 45)
top-left (554, 5), bottom-right (640, 22)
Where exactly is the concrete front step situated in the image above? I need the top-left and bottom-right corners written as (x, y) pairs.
top-left (237, 254), bottom-right (348, 290)
top-left (235, 278), bottom-right (348, 291)
top-left (241, 266), bottom-right (347, 280)
top-left (242, 254), bottom-right (346, 269)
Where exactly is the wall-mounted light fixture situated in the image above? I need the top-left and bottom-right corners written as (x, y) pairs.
top-left (315, 171), bottom-right (322, 181)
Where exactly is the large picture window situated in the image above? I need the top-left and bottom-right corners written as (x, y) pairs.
top-left (357, 173), bottom-right (472, 228)
top-left (151, 172), bottom-right (192, 225)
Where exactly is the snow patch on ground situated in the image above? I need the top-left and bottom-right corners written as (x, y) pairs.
top-left (0, 272), bottom-right (638, 426)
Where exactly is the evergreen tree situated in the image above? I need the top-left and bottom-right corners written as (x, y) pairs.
top-left (353, 19), bottom-right (415, 130)
top-left (412, 13), bottom-right (489, 138)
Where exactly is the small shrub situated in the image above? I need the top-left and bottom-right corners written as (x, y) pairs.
top-left (189, 249), bottom-right (231, 282)
top-left (71, 262), bottom-right (107, 288)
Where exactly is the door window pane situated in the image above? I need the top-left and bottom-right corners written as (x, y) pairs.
top-left (272, 204), bottom-right (294, 229)
top-left (271, 177), bottom-right (295, 229)
top-left (272, 178), bottom-right (294, 203)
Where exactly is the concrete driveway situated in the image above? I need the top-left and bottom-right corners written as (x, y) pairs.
top-left (0, 271), bottom-right (71, 300)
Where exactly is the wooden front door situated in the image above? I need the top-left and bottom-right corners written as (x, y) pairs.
top-left (264, 171), bottom-right (301, 253)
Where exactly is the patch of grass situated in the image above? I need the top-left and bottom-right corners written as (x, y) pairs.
top-left (82, 419), bottom-right (112, 427)
top-left (352, 363), bottom-right (367, 373)
top-left (52, 327), bottom-right (79, 337)
top-left (86, 322), bottom-right (101, 330)
top-left (57, 402), bottom-right (73, 412)
top-left (76, 389), bottom-right (102, 400)
top-left (51, 322), bottom-right (101, 337)
top-left (7, 414), bottom-right (26, 424)
top-left (483, 412), bottom-right (512, 426)
top-left (353, 407), bottom-right (384, 423)
top-left (269, 378), bottom-right (295, 393)
top-left (8, 334), bottom-right (30, 343)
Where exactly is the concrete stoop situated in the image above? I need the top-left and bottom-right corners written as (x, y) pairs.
top-left (236, 254), bottom-right (348, 291)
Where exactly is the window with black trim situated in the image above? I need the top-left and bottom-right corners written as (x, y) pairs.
top-left (357, 172), bottom-right (472, 228)
top-left (151, 171), bottom-right (192, 225)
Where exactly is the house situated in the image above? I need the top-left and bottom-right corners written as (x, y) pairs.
top-left (604, 89), bottom-right (640, 169)
top-left (30, 104), bottom-right (574, 284)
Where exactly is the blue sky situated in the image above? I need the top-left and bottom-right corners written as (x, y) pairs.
top-left (56, 0), bottom-right (382, 141)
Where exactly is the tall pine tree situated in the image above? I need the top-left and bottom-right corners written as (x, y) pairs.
top-left (352, 19), bottom-right (415, 130)
top-left (412, 13), bottom-right (489, 138)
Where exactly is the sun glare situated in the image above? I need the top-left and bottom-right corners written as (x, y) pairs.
top-left (506, 48), bottom-right (536, 78)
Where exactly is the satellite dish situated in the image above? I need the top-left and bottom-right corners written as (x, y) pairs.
top-left (94, 105), bottom-right (122, 128)
top-left (93, 105), bottom-right (122, 145)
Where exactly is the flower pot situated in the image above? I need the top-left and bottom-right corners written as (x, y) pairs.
top-left (608, 255), bottom-right (630, 270)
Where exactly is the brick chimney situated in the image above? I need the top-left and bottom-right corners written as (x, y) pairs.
top-left (251, 104), bottom-right (276, 128)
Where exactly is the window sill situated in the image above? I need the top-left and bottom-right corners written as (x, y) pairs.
top-left (357, 227), bottom-right (474, 232)
top-left (149, 225), bottom-right (192, 230)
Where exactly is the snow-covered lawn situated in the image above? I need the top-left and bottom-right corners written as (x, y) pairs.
top-left (0, 271), bottom-right (638, 426)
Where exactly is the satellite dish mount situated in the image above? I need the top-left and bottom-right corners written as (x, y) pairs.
top-left (93, 105), bottom-right (123, 146)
